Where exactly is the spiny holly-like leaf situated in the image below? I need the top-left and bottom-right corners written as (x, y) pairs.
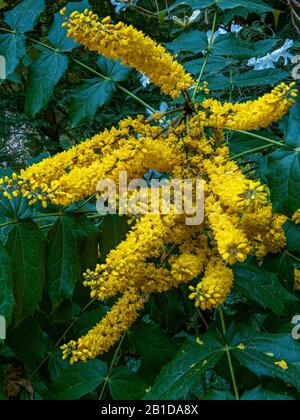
top-left (234, 263), bottom-right (298, 315)
top-left (25, 50), bottom-right (68, 117)
top-left (4, 0), bottom-right (45, 33)
top-left (231, 329), bottom-right (300, 391)
top-left (144, 332), bottom-right (224, 400)
top-left (48, 360), bottom-right (107, 400)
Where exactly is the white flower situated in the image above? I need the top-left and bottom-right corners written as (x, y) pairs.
top-left (140, 72), bottom-right (150, 88)
top-left (111, 0), bottom-right (137, 13)
top-left (231, 22), bottom-right (242, 33)
top-left (248, 39), bottom-right (294, 70)
top-left (206, 27), bottom-right (227, 44)
top-left (248, 54), bottom-right (276, 70)
top-left (158, 102), bottom-right (168, 113)
top-left (272, 39), bottom-right (294, 65)
top-left (188, 9), bottom-right (201, 25)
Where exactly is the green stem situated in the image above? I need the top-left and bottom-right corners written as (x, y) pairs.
top-left (0, 26), bottom-right (58, 52)
top-left (71, 58), bottom-right (155, 112)
top-left (29, 298), bottom-right (96, 380)
top-left (230, 143), bottom-right (276, 160)
top-left (220, 308), bottom-right (240, 401)
top-left (99, 332), bottom-right (127, 400)
top-left (0, 27), bottom-right (155, 113)
top-left (286, 251), bottom-right (300, 265)
top-left (232, 130), bottom-right (287, 149)
top-left (192, 10), bottom-right (218, 101)
top-left (0, 219), bottom-right (18, 228)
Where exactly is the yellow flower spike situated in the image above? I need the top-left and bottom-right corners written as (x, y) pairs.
top-left (61, 289), bottom-right (144, 363)
top-left (189, 259), bottom-right (234, 311)
top-left (62, 11), bottom-right (194, 98)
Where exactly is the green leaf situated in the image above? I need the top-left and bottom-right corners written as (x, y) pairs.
top-left (109, 367), bottom-right (147, 400)
top-left (213, 33), bottom-right (254, 58)
top-left (48, 351), bottom-right (71, 382)
top-left (279, 101), bottom-right (300, 148)
top-left (266, 149), bottom-right (300, 216)
top-left (166, 30), bottom-right (207, 54)
top-left (205, 390), bottom-right (235, 400)
top-left (25, 50), bottom-right (68, 117)
top-left (7, 318), bottom-right (48, 369)
top-left (242, 386), bottom-right (294, 400)
top-left (170, 0), bottom-right (273, 13)
top-left (98, 215), bottom-right (130, 259)
top-left (169, 0), bottom-right (213, 10)
top-left (72, 307), bottom-right (109, 337)
top-left (184, 56), bottom-right (238, 76)
top-left (219, 0), bottom-right (273, 13)
top-left (231, 329), bottom-right (300, 391)
top-left (233, 263), bottom-right (298, 316)
top-left (46, 216), bottom-right (82, 305)
top-left (144, 332), bottom-right (224, 400)
top-left (128, 322), bottom-right (179, 373)
top-left (0, 33), bottom-right (26, 76)
top-left (4, 0), bottom-right (45, 33)
top-left (0, 241), bottom-right (14, 324)
top-left (284, 221), bottom-right (300, 253)
top-left (48, 360), bottom-right (107, 400)
top-left (48, 14), bottom-right (78, 52)
top-left (233, 69), bottom-right (288, 88)
top-left (97, 56), bottom-right (131, 82)
top-left (69, 78), bottom-right (115, 127)
top-left (5, 221), bottom-right (45, 324)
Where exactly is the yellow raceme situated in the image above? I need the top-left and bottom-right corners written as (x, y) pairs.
top-left (0, 7), bottom-right (298, 363)
top-left (63, 9), bottom-right (194, 98)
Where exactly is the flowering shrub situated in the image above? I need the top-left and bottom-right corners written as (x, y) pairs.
top-left (1, 0), bottom-right (300, 401)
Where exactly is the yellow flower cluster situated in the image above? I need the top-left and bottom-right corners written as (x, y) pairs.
top-left (293, 209), bottom-right (300, 225)
top-left (62, 9), bottom-right (194, 98)
top-left (1, 7), bottom-right (297, 363)
top-left (7, 117), bottom-right (183, 207)
top-left (200, 82), bottom-right (297, 130)
top-left (61, 289), bottom-right (144, 363)
top-left (189, 259), bottom-right (234, 311)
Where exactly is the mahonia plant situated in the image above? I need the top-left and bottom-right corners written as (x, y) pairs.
top-left (0, 7), bottom-right (298, 364)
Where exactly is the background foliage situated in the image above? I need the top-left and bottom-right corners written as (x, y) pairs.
top-left (1, 0), bottom-right (300, 401)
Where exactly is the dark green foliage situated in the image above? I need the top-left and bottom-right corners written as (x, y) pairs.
top-left (1, 0), bottom-right (300, 401)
